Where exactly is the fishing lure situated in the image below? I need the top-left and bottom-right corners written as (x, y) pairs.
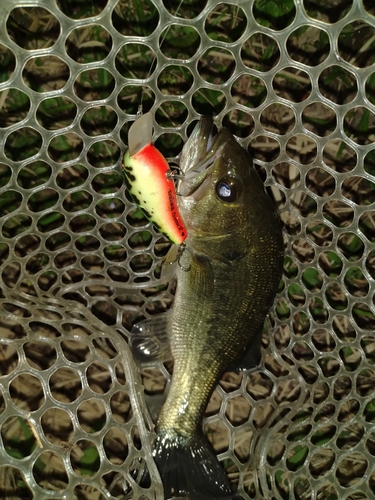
top-left (123, 112), bottom-right (187, 245)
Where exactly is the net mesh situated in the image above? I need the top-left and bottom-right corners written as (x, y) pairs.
top-left (0, 0), bottom-right (375, 499)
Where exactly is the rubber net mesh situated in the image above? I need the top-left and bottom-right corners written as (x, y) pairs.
top-left (0, 0), bottom-right (375, 498)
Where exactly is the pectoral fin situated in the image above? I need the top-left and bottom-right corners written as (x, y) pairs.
top-left (130, 312), bottom-right (172, 363)
top-left (188, 251), bottom-right (215, 298)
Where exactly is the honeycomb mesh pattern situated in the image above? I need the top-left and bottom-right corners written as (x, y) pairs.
top-left (0, 0), bottom-right (375, 498)
top-left (0, 294), bottom-right (163, 499)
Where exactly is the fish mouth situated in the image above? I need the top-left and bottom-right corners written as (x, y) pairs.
top-left (179, 117), bottom-right (227, 199)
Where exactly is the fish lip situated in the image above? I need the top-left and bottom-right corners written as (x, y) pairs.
top-left (179, 118), bottom-right (227, 197)
top-left (180, 116), bottom-right (214, 175)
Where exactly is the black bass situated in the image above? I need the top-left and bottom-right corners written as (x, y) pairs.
top-left (135, 117), bottom-right (284, 499)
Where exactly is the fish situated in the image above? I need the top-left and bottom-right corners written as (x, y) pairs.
top-left (123, 112), bottom-right (187, 245)
top-left (133, 117), bottom-right (284, 499)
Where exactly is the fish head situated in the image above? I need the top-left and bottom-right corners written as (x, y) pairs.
top-left (178, 117), bottom-right (277, 245)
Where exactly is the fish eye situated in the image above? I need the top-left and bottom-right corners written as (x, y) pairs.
top-left (215, 176), bottom-right (241, 202)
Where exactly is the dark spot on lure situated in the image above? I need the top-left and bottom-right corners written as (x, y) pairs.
top-left (132, 194), bottom-right (141, 206)
top-left (125, 170), bottom-right (136, 183)
top-left (142, 208), bottom-right (152, 220)
top-left (123, 176), bottom-right (132, 191)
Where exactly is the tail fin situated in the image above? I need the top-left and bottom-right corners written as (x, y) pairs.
top-left (150, 433), bottom-right (243, 500)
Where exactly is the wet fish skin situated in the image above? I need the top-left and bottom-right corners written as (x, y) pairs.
top-left (153, 117), bottom-right (284, 499)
